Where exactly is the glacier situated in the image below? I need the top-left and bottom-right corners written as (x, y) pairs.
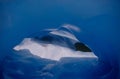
top-left (0, 25), bottom-right (117, 79)
top-left (0, 0), bottom-right (120, 79)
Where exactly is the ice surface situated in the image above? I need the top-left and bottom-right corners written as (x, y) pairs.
top-left (13, 25), bottom-right (97, 61)
top-left (0, 24), bottom-right (119, 79)
top-left (2, 25), bottom-right (100, 79)
top-left (13, 38), bottom-right (97, 61)
top-left (2, 50), bottom-right (99, 79)
top-left (1, 25), bottom-right (118, 79)
top-left (0, 0), bottom-right (119, 78)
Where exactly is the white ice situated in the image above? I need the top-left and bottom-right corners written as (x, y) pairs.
top-left (13, 38), bottom-right (97, 61)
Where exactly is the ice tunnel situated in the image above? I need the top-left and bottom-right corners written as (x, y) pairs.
top-left (0, 0), bottom-right (120, 79)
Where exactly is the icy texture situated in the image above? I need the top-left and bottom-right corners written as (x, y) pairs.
top-left (0, 1), bottom-right (120, 78)
top-left (13, 25), bottom-right (96, 61)
top-left (1, 25), bottom-right (116, 79)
